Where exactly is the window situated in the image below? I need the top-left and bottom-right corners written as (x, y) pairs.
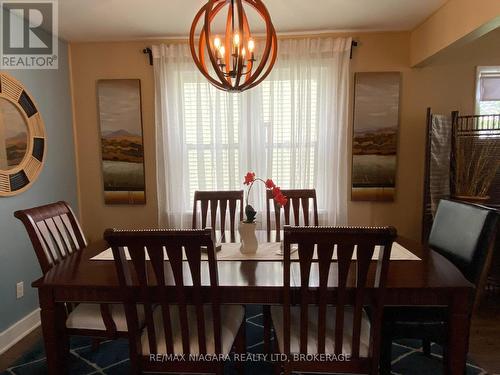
top-left (154, 38), bottom-right (351, 227)
top-left (181, 78), bottom-right (321, 210)
top-left (475, 66), bottom-right (500, 116)
top-left (182, 81), bottom-right (241, 202)
top-left (262, 79), bottom-right (319, 189)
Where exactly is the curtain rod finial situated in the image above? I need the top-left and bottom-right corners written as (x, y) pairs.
top-left (143, 47), bottom-right (153, 66)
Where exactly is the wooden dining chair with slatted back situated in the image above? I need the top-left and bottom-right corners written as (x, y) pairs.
top-left (264, 188), bottom-right (319, 351)
top-left (14, 201), bottom-right (143, 342)
top-left (270, 225), bottom-right (397, 375)
top-left (105, 228), bottom-right (246, 375)
top-left (266, 189), bottom-right (319, 240)
top-left (192, 190), bottom-right (244, 242)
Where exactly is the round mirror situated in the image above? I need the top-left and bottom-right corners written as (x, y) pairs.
top-left (0, 72), bottom-right (46, 197)
top-left (0, 97), bottom-right (28, 170)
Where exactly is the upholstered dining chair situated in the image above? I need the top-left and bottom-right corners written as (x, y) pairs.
top-left (380, 199), bottom-right (499, 374)
top-left (270, 225), bottom-right (397, 375)
top-left (192, 190), bottom-right (244, 242)
top-left (105, 228), bottom-right (246, 375)
top-left (14, 201), bottom-right (141, 340)
top-left (266, 188), bottom-right (318, 238)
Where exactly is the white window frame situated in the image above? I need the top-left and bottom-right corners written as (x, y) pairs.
top-left (475, 66), bottom-right (500, 115)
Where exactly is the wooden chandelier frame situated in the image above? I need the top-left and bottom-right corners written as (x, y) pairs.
top-left (189, 0), bottom-right (277, 92)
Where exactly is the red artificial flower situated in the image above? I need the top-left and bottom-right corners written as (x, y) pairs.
top-left (274, 192), bottom-right (288, 207)
top-left (243, 172), bottom-right (256, 185)
top-left (272, 187), bottom-right (281, 197)
top-left (265, 179), bottom-right (275, 189)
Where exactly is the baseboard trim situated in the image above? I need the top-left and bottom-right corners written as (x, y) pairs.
top-left (0, 309), bottom-right (41, 355)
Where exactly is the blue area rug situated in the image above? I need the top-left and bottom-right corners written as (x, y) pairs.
top-left (1, 306), bottom-right (486, 374)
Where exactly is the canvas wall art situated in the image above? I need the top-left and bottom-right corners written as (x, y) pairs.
top-left (97, 79), bottom-right (146, 204)
top-left (351, 72), bottom-right (400, 201)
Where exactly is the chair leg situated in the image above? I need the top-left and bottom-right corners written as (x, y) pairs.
top-left (422, 339), bottom-right (432, 356)
top-left (234, 322), bottom-right (246, 375)
top-left (263, 305), bottom-right (272, 353)
top-left (91, 338), bottom-right (101, 351)
top-left (379, 325), bottom-right (393, 375)
top-left (283, 362), bottom-right (291, 375)
top-left (442, 344), bottom-right (449, 369)
top-left (273, 362), bottom-right (282, 375)
top-left (127, 336), bottom-right (142, 375)
top-left (59, 332), bottom-right (70, 363)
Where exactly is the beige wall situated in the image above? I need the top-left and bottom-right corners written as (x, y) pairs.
top-left (348, 29), bottom-right (500, 239)
top-left (70, 41), bottom-right (158, 241)
top-left (69, 29), bottom-right (500, 242)
top-left (410, 0), bottom-right (500, 66)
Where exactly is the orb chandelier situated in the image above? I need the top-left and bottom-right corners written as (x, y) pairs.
top-left (189, 0), bottom-right (277, 92)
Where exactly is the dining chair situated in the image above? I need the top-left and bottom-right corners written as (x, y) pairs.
top-left (266, 188), bottom-right (318, 237)
top-left (270, 225), bottom-right (397, 375)
top-left (105, 227), bottom-right (246, 375)
top-left (14, 201), bottom-right (139, 339)
top-left (264, 188), bottom-right (320, 352)
top-left (380, 199), bottom-right (499, 374)
top-left (192, 190), bottom-right (244, 242)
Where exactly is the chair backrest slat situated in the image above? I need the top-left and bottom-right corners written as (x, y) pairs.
top-left (316, 242), bottom-right (334, 354)
top-left (164, 242), bottom-right (191, 354)
top-left (282, 225), bottom-right (396, 364)
top-left (14, 201), bottom-right (87, 274)
top-left (351, 243), bottom-right (376, 359)
top-left (192, 191), bottom-right (244, 240)
top-left (185, 242), bottom-right (207, 354)
top-left (45, 218), bottom-right (68, 258)
top-left (298, 241), bottom-right (314, 353)
top-left (302, 198), bottom-right (310, 226)
top-left (266, 189), bottom-right (318, 239)
top-left (53, 215), bottom-right (74, 254)
top-left (335, 243), bottom-right (356, 355)
top-left (106, 228), bottom-right (221, 357)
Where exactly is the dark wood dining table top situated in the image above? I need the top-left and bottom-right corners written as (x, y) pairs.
top-left (33, 231), bottom-right (473, 304)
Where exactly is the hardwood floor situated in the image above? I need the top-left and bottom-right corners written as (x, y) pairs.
top-left (1, 297), bottom-right (500, 373)
top-left (0, 326), bottom-right (42, 371)
top-left (469, 292), bottom-right (500, 374)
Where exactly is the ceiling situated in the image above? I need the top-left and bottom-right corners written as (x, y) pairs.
top-left (58, 0), bottom-right (447, 42)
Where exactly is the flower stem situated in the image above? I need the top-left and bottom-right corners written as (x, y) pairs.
top-left (245, 178), bottom-right (266, 207)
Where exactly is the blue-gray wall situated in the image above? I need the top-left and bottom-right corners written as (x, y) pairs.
top-left (0, 39), bottom-right (78, 331)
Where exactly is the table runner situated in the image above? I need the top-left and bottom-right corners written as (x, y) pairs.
top-left (91, 241), bottom-right (420, 261)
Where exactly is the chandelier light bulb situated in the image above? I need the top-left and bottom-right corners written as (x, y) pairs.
top-left (234, 33), bottom-right (240, 46)
top-left (214, 36), bottom-right (221, 49)
top-left (248, 39), bottom-right (255, 52)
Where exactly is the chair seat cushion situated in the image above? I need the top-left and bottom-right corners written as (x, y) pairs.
top-left (142, 305), bottom-right (244, 355)
top-left (66, 303), bottom-right (145, 332)
top-left (271, 306), bottom-right (371, 357)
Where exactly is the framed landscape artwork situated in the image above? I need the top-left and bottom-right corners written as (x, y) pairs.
top-left (351, 72), bottom-right (401, 201)
top-left (97, 79), bottom-right (146, 204)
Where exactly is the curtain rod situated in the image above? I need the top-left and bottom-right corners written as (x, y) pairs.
top-left (143, 40), bottom-right (358, 66)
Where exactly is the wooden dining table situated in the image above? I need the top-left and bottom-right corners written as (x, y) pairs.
top-left (32, 231), bottom-right (474, 375)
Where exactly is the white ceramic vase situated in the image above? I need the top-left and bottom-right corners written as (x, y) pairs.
top-left (238, 221), bottom-right (258, 254)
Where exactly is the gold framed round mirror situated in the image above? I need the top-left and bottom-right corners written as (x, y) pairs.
top-left (0, 73), bottom-right (46, 196)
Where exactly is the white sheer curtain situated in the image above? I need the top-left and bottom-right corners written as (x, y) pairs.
top-left (154, 37), bottom-right (351, 228)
